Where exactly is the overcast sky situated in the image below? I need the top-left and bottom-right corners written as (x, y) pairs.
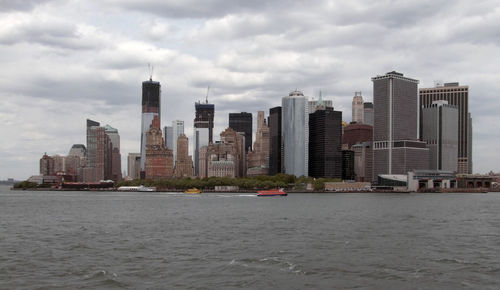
top-left (1, 0), bottom-right (499, 180)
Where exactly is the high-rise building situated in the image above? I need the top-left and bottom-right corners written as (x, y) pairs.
top-left (282, 90), bottom-right (308, 177)
top-left (421, 100), bottom-right (459, 172)
top-left (193, 100), bottom-right (214, 176)
top-left (127, 153), bottom-right (141, 179)
top-left (268, 106), bottom-right (282, 176)
top-left (342, 123), bottom-right (373, 149)
top-left (172, 120), bottom-right (184, 163)
top-left (363, 102), bottom-right (374, 126)
top-left (40, 153), bottom-right (55, 176)
top-left (174, 134), bottom-right (194, 178)
top-left (247, 111), bottom-right (270, 176)
top-left (342, 150), bottom-right (355, 180)
top-left (104, 125), bottom-right (122, 181)
top-left (419, 82), bottom-right (472, 173)
top-left (140, 78), bottom-right (161, 177)
top-left (68, 144), bottom-right (86, 158)
top-left (164, 126), bottom-right (173, 150)
top-left (352, 142), bottom-right (373, 182)
top-left (229, 112), bottom-right (252, 152)
top-left (308, 106), bottom-right (342, 179)
top-left (145, 116), bottom-right (174, 179)
top-left (372, 71), bottom-right (429, 180)
top-left (66, 144), bottom-right (86, 181)
top-left (309, 98), bottom-right (333, 114)
top-left (85, 119), bottom-right (114, 182)
top-left (352, 92), bottom-right (364, 123)
top-left (202, 128), bottom-right (245, 178)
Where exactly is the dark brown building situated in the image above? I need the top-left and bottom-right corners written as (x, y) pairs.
top-left (268, 106), bottom-right (282, 176)
top-left (145, 116), bottom-right (174, 179)
top-left (229, 112), bottom-right (252, 152)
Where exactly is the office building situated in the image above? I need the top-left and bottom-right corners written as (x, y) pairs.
top-left (164, 126), bottom-right (173, 150)
top-left (172, 120), bottom-right (184, 163)
top-left (104, 124), bottom-right (122, 181)
top-left (247, 111), bottom-right (270, 176)
top-left (174, 134), bottom-right (194, 178)
top-left (372, 71), bottom-right (429, 180)
top-left (193, 100), bottom-right (214, 176)
top-left (40, 153), bottom-right (55, 176)
top-left (145, 116), bottom-right (174, 179)
top-left (229, 112), bottom-right (252, 152)
top-left (342, 150), bottom-right (355, 180)
top-left (420, 82), bottom-right (472, 173)
top-left (342, 123), bottom-right (373, 149)
top-left (140, 77), bottom-right (161, 177)
top-left (352, 92), bottom-right (364, 123)
top-left (202, 128), bottom-right (245, 178)
top-left (421, 100), bottom-right (459, 172)
top-left (85, 119), bottom-right (113, 182)
top-left (268, 106), bottom-right (282, 176)
top-left (364, 102), bottom-right (374, 126)
top-left (282, 90), bottom-right (309, 177)
top-left (308, 105), bottom-right (342, 179)
top-left (352, 142), bottom-right (373, 182)
top-left (309, 97), bottom-right (333, 114)
top-left (127, 153), bottom-right (141, 179)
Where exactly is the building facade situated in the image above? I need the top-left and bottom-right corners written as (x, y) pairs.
top-left (419, 82), bottom-right (472, 174)
top-left (372, 71), bottom-right (429, 180)
top-left (309, 99), bottom-right (333, 114)
top-left (40, 153), bottom-right (55, 176)
top-left (282, 90), bottom-right (309, 177)
top-left (421, 100), bottom-right (459, 172)
top-left (145, 116), bottom-right (174, 179)
top-left (308, 106), bottom-right (342, 179)
top-left (246, 111), bottom-right (270, 176)
top-left (104, 124), bottom-right (121, 181)
top-left (164, 126), bottom-right (173, 150)
top-left (140, 78), bottom-right (161, 176)
top-left (174, 134), bottom-right (194, 178)
top-left (268, 106), bottom-right (282, 176)
top-left (352, 92), bottom-right (364, 123)
top-left (172, 120), bottom-right (184, 163)
top-left (127, 153), bottom-right (141, 179)
top-left (342, 150), bottom-right (355, 180)
top-left (229, 112), bottom-right (252, 152)
top-left (352, 142), bottom-right (373, 182)
top-left (363, 102), bottom-right (374, 126)
top-left (342, 123), bottom-right (373, 149)
top-left (193, 101), bottom-right (214, 176)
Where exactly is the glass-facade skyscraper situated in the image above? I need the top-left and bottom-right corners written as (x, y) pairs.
top-left (282, 90), bottom-right (308, 177)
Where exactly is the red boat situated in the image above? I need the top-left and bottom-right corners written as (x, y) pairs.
top-left (257, 189), bottom-right (287, 196)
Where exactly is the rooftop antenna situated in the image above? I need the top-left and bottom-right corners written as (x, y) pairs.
top-left (205, 86), bottom-right (210, 104)
top-left (148, 63), bottom-right (154, 81)
top-left (318, 90), bottom-right (323, 106)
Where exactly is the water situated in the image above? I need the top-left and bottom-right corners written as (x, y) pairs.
top-left (1, 185), bottom-right (500, 289)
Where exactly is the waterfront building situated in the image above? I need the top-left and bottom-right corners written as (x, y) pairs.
top-left (145, 116), bottom-right (174, 179)
top-left (85, 119), bottom-right (113, 182)
top-left (198, 146), bottom-right (208, 178)
top-left (171, 120), bottom-right (184, 163)
top-left (229, 112), bottom-right (252, 152)
top-left (352, 92), bottom-right (364, 123)
top-left (66, 144), bottom-right (86, 181)
top-left (363, 102), bottom-right (374, 126)
top-left (352, 141), bottom-right (373, 182)
top-left (342, 123), bottom-right (373, 149)
top-left (140, 77), bottom-right (161, 177)
top-left (342, 150), bottom-right (355, 180)
top-left (40, 153), bottom-right (55, 176)
top-left (53, 155), bottom-right (66, 173)
top-left (372, 71), bottom-right (429, 180)
top-left (308, 105), bottom-right (342, 179)
top-left (421, 101), bottom-right (459, 172)
top-left (104, 124), bottom-right (122, 181)
top-left (164, 126), bottom-right (173, 150)
top-left (420, 82), bottom-right (472, 174)
top-left (127, 153), bottom-right (141, 179)
top-left (202, 127), bottom-right (245, 178)
top-left (174, 134), bottom-right (194, 178)
top-left (193, 100), bottom-right (214, 176)
top-left (268, 106), bottom-right (282, 175)
top-left (220, 127), bottom-right (246, 177)
top-left (247, 111), bottom-right (270, 176)
top-left (68, 144), bottom-right (86, 158)
top-left (282, 90), bottom-right (309, 177)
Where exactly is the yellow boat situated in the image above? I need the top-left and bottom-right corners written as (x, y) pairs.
top-left (184, 188), bottom-right (202, 194)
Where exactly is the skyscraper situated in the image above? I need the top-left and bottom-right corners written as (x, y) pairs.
top-left (247, 111), bottom-right (270, 176)
top-left (309, 99), bottom-right (333, 114)
top-left (352, 92), bottom-right (364, 123)
top-left (268, 106), bottom-right (282, 176)
top-left (127, 153), bottom-right (141, 179)
top-left (193, 100), bottom-right (214, 176)
top-left (140, 77), bottom-right (161, 177)
top-left (174, 134), bottom-right (194, 178)
top-left (308, 106), bottom-right (342, 179)
top-left (145, 116), bottom-right (174, 179)
top-left (419, 82), bottom-right (472, 173)
top-left (421, 100), bottom-right (458, 172)
top-left (363, 102), bottom-right (374, 126)
top-left (372, 71), bottom-right (429, 180)
top-left (172, 120), bottom-right (184, 163)
top-left (282, 90), bottom-right (308, 177)
top-left (85, 120), bottom-right (113, 182)
top-left (229, 112), bottom-right (253, 152)
top-left (164, 126), bottom-right (173, 150)
top-left (104, 125), bottom-right (122, 181)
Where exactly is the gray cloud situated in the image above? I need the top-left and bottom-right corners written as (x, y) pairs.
top-left (0, 0), bottom-right (53, 12)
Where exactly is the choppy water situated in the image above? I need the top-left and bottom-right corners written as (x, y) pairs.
top-left (1, 185), bottom-right (500, 289)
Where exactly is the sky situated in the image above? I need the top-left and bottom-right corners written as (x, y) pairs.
top-left (1, 0), bottom-right (499, 180)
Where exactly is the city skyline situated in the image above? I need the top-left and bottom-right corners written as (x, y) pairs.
top-left (1, 1), bottom-right (500, 179)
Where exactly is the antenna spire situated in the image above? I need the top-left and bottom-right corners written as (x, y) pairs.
top-left (318, 90), bottom-right (323, 106)
top-left (206, 86), bottom-right (210, 104)
top-left (148, 63), bottom-right (153, 81)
